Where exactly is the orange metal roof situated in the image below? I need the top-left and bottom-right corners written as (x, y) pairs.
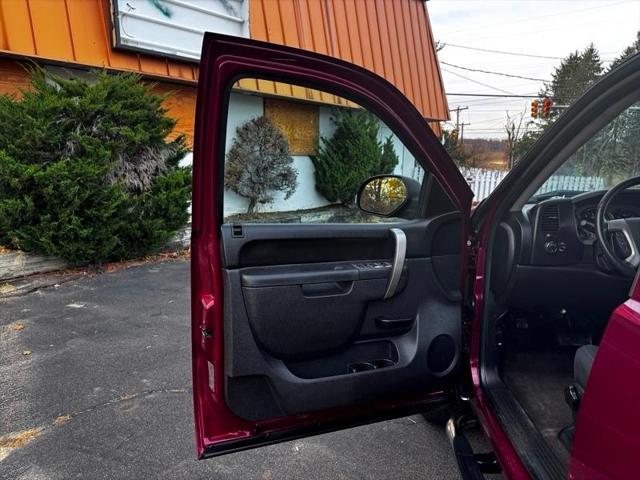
top-left (0, 0), bottom-right (448, 121)
top-left (248, 0), bottom-right (449, 121)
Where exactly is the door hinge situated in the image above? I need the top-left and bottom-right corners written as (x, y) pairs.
top-left (462, 233), bottom-right (480, 356)
top-left (466, 233), bottom-right (480, 269)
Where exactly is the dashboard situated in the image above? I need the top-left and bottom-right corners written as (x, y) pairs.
top-left (490, 189), bottom-right (638, 313)
top-left (523, 190), bottom-right (640, 264)
top-left (575, 204), bottom-right (640, 242)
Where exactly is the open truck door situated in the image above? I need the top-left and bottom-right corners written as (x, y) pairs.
top-left (190, 33), bottom-right (473, 458)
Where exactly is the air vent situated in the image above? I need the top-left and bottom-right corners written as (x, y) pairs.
top-left (540, 204), bottom-right (560, 232)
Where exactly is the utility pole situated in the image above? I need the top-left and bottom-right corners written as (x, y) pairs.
top-left (460, 122), bottom-right (470, 144)
top-left (450, 106), bottom-right (468, 133)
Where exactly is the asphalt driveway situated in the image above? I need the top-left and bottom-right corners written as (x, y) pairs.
top-left (0, 259), bottom-right (485, 479)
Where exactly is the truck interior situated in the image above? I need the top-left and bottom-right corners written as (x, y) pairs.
top-left (478, 61), bottom-right (640, 479)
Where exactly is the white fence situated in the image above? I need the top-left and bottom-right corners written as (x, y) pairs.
top-left (461, 167), bottom-right (605, 202)
top-left (536, 174), bottom-right (605, 194)
top-left (462, 168), bottom-right (508, 202)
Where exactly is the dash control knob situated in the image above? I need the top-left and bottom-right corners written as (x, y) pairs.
top-left (544, 241), bottom-right (559, 254)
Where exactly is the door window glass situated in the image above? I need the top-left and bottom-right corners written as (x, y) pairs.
top-left (222, 78), bottom-right (425, 224)
top-left (531, 100), bottom-right (640, 199)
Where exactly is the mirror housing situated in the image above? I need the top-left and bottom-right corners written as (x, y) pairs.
top-left (356, 175), bottom-right (421, 218)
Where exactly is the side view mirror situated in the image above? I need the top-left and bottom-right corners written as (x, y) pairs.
top-left (356, 175), bottom-right (420, 218)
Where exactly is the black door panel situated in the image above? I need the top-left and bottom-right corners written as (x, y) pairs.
top-left (221, 218), bottom-right (456, 268)
top-left (240, 260), bottom-right (405, 359)
top-left (222, 214), bottom-right (462, 421)
top-left (243, 277), bottom-right (388, 359)
top-left (224, 259), bottom-right (460, 420)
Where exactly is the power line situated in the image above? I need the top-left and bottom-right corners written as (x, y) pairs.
top-left (464, 129), bottom-right (544, 133)
top-left (446, 93), bottom-right (539, 98)
top-left (442, 43), bottom-right (564, 60)
top-left (440, 61), bottom-right (550, 82)
top-left (471, 116), bottom-right (515, 125)
top-left (443, 7), bottom-right (638, 44)
top-left (441, 1), bottom-right (630, 37)
top-left (463, 108), bottom-right (534, 112)
top-left (441, 68), bottom-right (515, 95)
top-left (449, 96), bottom-right (533, 106)
top-left (463, 17), bottom-right (638, 43)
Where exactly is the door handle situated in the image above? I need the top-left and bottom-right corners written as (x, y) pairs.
top-left (375, 317), bottom-right (413, 329)
top-left (384, 228), bottom-right (406, 299)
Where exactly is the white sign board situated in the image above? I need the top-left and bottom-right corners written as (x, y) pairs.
top-left (112, 0), bottom-right (249, 61)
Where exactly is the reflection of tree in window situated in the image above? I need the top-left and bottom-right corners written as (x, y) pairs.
top-left (361, 177), bottom-right (407, 216)
top-left (557, 101), bottom-right (640, 187)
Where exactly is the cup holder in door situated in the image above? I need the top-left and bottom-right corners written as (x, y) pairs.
top-left (370, 359), bottom-right (395, 369)
top-left (347, 359), bottom-right (396, 374)
top-left (347, 362), bottom-right (375, 374)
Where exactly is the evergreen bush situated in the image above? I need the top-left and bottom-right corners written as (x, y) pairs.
top-left (311, 110), bottom-right (398, 205)
top-left (0, 68), bottom-right (191, 265)
top-left (225, 116), bottom-right (297, 213)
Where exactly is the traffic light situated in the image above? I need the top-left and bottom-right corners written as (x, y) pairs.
top-left (531, 100), bottom-right (539, 119)
top-left (542, 98), bottom-right (553, 118)
top-left (451, 129), bottom-right (459, 143)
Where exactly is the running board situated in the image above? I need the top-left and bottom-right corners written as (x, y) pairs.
top-left (446, 415), bottom-right (501, 479)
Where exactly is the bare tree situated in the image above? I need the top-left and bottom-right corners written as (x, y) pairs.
top-left (505, 111), bottom-right (529, 169)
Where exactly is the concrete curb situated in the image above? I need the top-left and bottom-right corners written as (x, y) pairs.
top-left (0, 252), bottom-right (68, 282)
top-left (0, 226), bottom-right (190, 283)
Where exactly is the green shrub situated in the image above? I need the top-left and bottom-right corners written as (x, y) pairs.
top-left (311, 110), bottom-right (398, 205)
top-left (0, 68), bottom-right (191, 265)
top-left (380, 135), bottom-right (400, 174)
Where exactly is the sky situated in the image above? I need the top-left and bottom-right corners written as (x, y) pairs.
top-left (428, 0), bottom-right (640, 139)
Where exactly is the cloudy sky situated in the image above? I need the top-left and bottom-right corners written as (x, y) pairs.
top-left (428, 0), bottom-right (640, 138)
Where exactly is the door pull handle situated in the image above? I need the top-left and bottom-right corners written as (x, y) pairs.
top-left (384, 228), bottom-right (406, 299)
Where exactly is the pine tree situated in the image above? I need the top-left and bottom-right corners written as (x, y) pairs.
top-left (543, 44), bottom-right (603, 108)
top-left (311, 110), bottom-right (398, 205)
top-left (546, 37), bottom-right (640, 180)
top-left (510, 45), bottom-right (605, 166)
top-left (380, 136), bottom-right (400, 174)
top-left (610, 31), bottom-right (640, 70)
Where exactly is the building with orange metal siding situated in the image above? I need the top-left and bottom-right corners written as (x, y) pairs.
top-left (0, 0), bottom-right (448, 145)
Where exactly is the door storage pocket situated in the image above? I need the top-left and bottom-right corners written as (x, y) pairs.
top-left (286, 341), bottom-right (398, 379)
top-left (242, 278), bottom-right (387, 359)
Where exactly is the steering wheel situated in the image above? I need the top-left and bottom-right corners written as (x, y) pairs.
top-left (596, 176), bottom-right (640, 277)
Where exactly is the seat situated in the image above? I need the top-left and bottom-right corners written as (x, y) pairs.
top-left (574, 344), bottom-right (598, 395)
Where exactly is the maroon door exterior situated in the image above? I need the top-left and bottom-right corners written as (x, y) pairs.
top-left (190, 33), bottom-right (473, 457)
top-left (568, 278), bottom-right (640, 478)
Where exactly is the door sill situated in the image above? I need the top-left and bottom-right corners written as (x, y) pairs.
top-left (484, 381), bottom-right (567, 480)
top-left (201, 393), bottom-right (449, 458)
